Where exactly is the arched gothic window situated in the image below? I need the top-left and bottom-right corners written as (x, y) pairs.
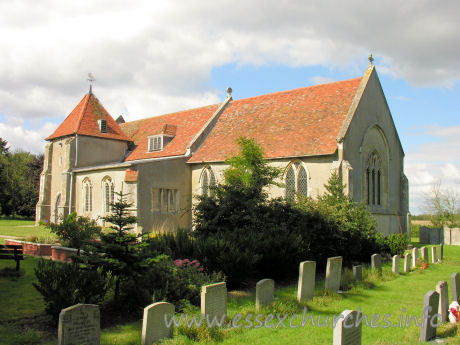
top-left (201, 167), bottom-right (217, 197)
top-left (102, 177), bottom-right (114, 212)
top-left (285, 162), bottom-right (308, 200)
top-left (366, 152), bottom-right (381, 206)
top-left (83, 179), bottom-right (92, 212)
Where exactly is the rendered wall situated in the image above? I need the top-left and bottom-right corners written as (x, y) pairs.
top-left (76, 135), bottom-right (127, 167)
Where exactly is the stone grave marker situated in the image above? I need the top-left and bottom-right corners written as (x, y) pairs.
top-left (256, 279), bottom-right (275, 310)
top-left (297, 261), bottom-right (316, 302)
top-left (404, 253), bottom-right (411, 273)
top-left (412, 247), bottom-right (419, 268)
top-left (353, 265), bottom-right (362, 281)
top-left (201, 282), bottom-right (227, 320)
top-left (371, 254), bottom-right (382, 274)
top-left (420, 290), bottom-right (440, 342)
top-left (325, 256), bottom-right (342, 292)
top-left (452, 272), bottom-right (460, 302)
top-left (333, 310), bottom-right (362, 345)
top-left (436, 281), bottom-right (449, 322)
top-left (392, 255), bottom-right (400, 274)
top-left (58, 304), bottom-right (100, 345)
top-left (440, 244), bottom-right (444, 260)
top-left (431, 246), bottom-right (437, 264)
top-left (142, 302), bottom-right (174, 345)
top-left (421, 246), bottom-right (429, 263)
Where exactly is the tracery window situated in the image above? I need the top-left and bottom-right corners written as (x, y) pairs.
top-left (103, 177), bottom-right (114, 212)
top-left (83, 179), bottom-right (92, 212)
top-left (201, 167), bottom-right (217, 197)
top-left (366, 152), bottom-right (381, 206)
top-left (285, 162), bottom-right (308, 200)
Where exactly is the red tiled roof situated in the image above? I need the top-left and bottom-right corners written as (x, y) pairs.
top-left (120, 104), bottom-right (220, 161)
top-left (188, 77), bottom-right (362, 163)
top-left (46, 93), bottom-right (131, 142)
top-left (124, 169), bottom-right (138, 182)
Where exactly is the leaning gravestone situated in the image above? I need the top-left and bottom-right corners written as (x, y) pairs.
top-left (412, 247), bottom-right (419, 268)
top-left (333, 310), bottom-right (362, 345)
top-left (452, 273), bottom-right (460, 302)
top-left (439, 244), bottom-right (444, 260)
top-left (201, 282), bottom-right (227, 320)
top-left (58, 304), bottom-right (100, 345)
top-left (392, 255), bottom-right (400, 274)
top-left (325, 256), bottom-right (342, 292)
top-left (371, 254), bottom-right (382, 274)
top-left (404, 253), bottom-right (411, 273)
top-left (353, 265), bottom-right (362, 281)
top-left (431, 247), bottom-right (437, 264)
top-left (420, 290), bottom-right (440, 342)
top-left (142, 302), bottom-right (174, 345)
top-left (297, 261), bottom-right (316, 302)
top-left (421, 246), bottom-right (429, 263)
top-left (436, 281), bottom-right (449, 322)
top-left (256, 279), bottom-right (275, 310)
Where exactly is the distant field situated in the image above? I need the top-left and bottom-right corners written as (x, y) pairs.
top-left (411, 220), bottom-right (433, 226)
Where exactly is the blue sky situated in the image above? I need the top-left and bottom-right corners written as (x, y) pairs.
top-left (0, 0), bottom-right (458, 214)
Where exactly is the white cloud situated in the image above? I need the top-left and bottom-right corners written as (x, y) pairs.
top-left (309, 76), bottom-right (335, 85)
top-left (0, 122), bottom-right (56, 154)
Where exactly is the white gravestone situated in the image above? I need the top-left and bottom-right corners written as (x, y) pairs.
top-left (142, 302), bottom-right (174, 345)
top-left (451, 272), bottom-right (460, 302)
top-left (58, 304), bottom-right (100, 345)
top-left (412, 247), bottom-right (419, 268)
top-left (297, 261), bottom-right (316, 302)
top-left (353, 265), bottom-right (362, 281)
top-left (404, 253), bottom-right (411, 273)
top-left (371, 254), bottom-right (382, 274)
top-left (333, 310), bottom-right (362, 345)
top-left (420, 290), bottom-right (440, 342)
top-left (436, 281), bottom-right (449, 322)
top-left (201, 282), bottom-right (227, 320)
top-left (421, 246), bottom-right (429, 264)
top-left (392, 255), bottom-right (400, 274)
top-left (256, 279), bottom-right (275, 310)
top-left (439, 244), bottom-right (443, 260)
top-left (431, 247), bottom-right (437, 264)
top-left (325, 256), bottom-right (342, 292)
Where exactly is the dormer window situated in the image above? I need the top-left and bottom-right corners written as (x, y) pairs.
top-left (148, 135), bottom-right (163, 152)
top-left (98, 119), bottom-right (107, 133)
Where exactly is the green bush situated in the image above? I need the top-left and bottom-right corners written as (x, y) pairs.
top-left (33, 259), bottom-right (111, 320)
top-left (384, 233), bottom-right (408, 256)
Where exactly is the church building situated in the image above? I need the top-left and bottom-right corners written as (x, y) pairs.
top-left (36, 63), bottom-right (409, 235)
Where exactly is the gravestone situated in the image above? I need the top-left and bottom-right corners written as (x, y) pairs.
top-left (58, 304), bottom-right (100, 345)
top-left (353, 265), bottom-right (362, 281)
top-left (256, 279), bottom-right (275, 310)
top-left (142, 302), bottom-right (174, 345)
top-left (436, 281), bottom-right (449, 322)
top-left (392, 255), bottom-right (399, 274)
top-left (404, 253), bottom-right (411, 273)
top-left (333, 310), bottom-right (362, 345)
top-left (371, 254), bottom-right (382, 274)
top-left (325, 256), bottom-right (342, 292)
top-left (201, 282), bottom-right (227, 320)
top-left (431, 247), bottom-right (437, 264)
top-left (420, 290), bottom-right (440, 342)
top-left (297, 261), bottom-right (316, 302)
top-left (439, 244), bottom-right (443, 260)
top-left (452, 272), bottom-right (460, 302)
top-left (412, 247), bottom-right (419, 268)
top-left (421, 246), bottom-right (429, 263)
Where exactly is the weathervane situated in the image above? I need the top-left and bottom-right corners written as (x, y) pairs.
top-left (87, 73), bottom-right (96, 94)
top-left (368, 53), bottom-right (374, 66)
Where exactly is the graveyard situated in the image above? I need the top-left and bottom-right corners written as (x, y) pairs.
top-left (1, 219), bottom-right (460, 344)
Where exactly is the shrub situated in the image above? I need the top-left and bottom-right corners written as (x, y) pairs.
top-left (384, 233), bottom-right (408, 256)
top-left (33, 259), bottom-right (111, 320)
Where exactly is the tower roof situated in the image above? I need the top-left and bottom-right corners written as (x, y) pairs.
top-left (46, 93), bottom-right (131, 142)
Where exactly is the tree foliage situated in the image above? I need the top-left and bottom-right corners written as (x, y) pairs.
top-left (424, 182), bottom-right (460, 228)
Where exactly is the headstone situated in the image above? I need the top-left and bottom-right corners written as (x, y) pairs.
top-left (297, 261), bottom-right (316, 302)
top-left (420, 290), bottom-right (440, 342)
top-left (452, 273), bottom-right (460, 302)
top-left (142, 302), bottom-right (174, 345)
top-left (436, 281), bottom-right (449, 322)
top-left (412, 247), bottom-right (419, 268)
top-left (431, 246), bottom-right (437, 264)
top-left (421, 246), bottom-right (429, 263)
top-left (58, 304), bottom-right (100, 345)
top-left (404, 253), bottom-right (411, 273)
top-left (201, 282), bottom-right (227, 320)
top-left (439, 244), bottom-right (443, 260)
top-left (333, 310), bottom-right (362, 345)
top-left (371, 254), bottom-right (382, 274)
top-left (392, 255), bottom-right (400, 274)
top-left (256, 279), bottom-right (275, 310)
top-left (325, 256), bottom-right (342, 292)
top-left (353, 265), bottom-right (362, 281)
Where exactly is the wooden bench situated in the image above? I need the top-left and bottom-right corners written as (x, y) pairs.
top-left (0, 244), bottom-right (24, 271)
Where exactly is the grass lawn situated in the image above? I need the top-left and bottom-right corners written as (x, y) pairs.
top-left (0, 219), bottom-right (54, 244)
top-left (0, 221), bottom-right (459, 344)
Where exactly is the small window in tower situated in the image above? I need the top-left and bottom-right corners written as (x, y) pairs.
top-left (98, 119), bottom-right (107, 133)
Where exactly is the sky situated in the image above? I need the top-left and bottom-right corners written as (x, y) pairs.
top-left (0, 0), bottom-right (459, 214)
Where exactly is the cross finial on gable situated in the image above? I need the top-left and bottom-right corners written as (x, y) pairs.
top-left (368, 54), bottom-right (374, 66)
top-left (87, 73), bottom-right (96, 94)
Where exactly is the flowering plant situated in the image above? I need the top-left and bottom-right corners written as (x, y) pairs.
top-left (174, 258), bottom-right (204, 271)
